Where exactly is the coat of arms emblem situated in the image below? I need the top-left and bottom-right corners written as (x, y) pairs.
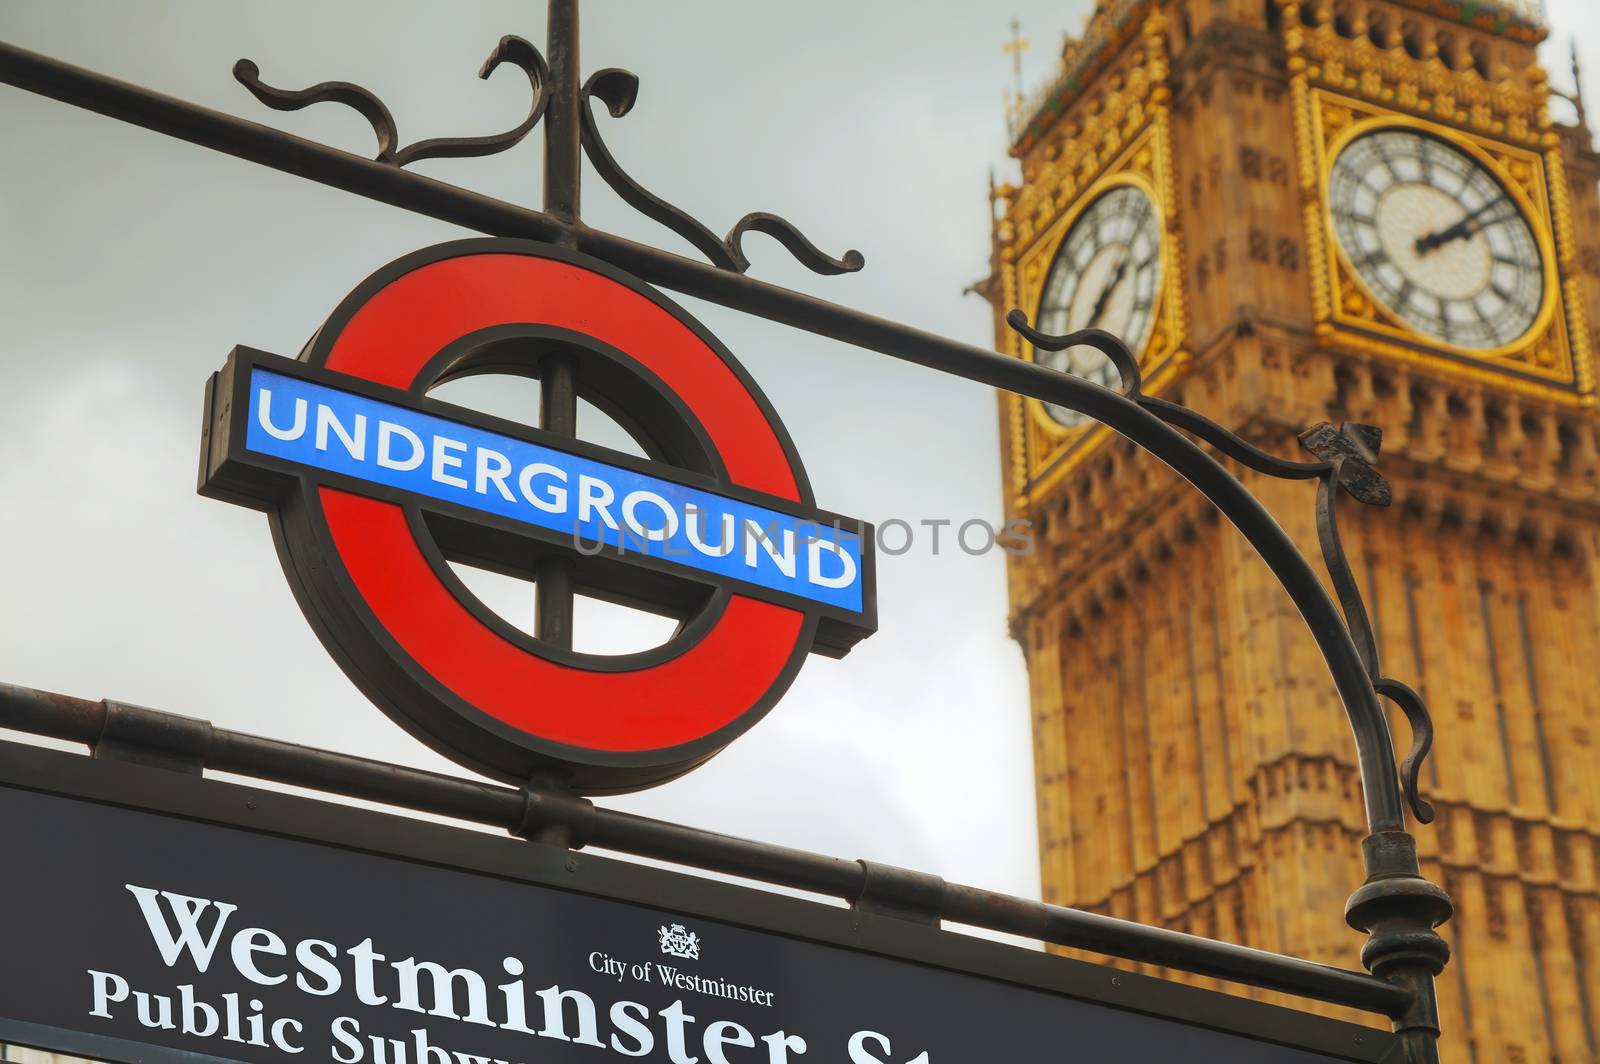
top-left (658, 923), bottom-right (701, 960)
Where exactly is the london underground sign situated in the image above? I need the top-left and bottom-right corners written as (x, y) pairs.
top-left (200, 241), bottom-right (875, 792)
top-left (237, 367), bottom-right (865, 614)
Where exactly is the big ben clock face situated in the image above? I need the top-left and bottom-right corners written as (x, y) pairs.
top-left (1328, 129), bottom-right (1544, 350)
top-left (1035, 184), bottom-right (1163, 427)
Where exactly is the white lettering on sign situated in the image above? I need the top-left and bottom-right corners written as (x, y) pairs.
top-left (316, 406), bottom-right (366, 461)
top-left (376, 421), bottom-right (424, 472)
top-left (849, 1030), bottom-right (931, 1064)
top-left (686, 508), bottom-right (737, 558)
top-left (430, 436), bottom-right (470, 490)
top-left (245, 368), bottom-right (867, 613)
top-left (257, 391), bottom-right (307, 442)
top-left (810, 537), bottom-right (857, 590)
top-left (123, 886), bottom-right (237, 973)
top-left (98, 881), bottom-right (925, 1063)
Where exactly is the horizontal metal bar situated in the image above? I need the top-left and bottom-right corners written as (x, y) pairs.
top-left (0, 37), bottom-right (1406, 836)
top-left (0, 681), bottom-right (1410, 1017)
top-left (0, 39), bottom-right (1044, 397)
top-left (939, 884), bottom-right (1407, 1014)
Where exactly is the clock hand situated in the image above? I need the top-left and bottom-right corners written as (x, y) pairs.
top-left (1086, 250), bottom-right (1131, 329)
top-left (1415, 195), bottom-right (1509, 256)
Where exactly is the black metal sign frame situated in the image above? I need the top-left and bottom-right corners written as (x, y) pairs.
top-left (0, 3), bottom-right (1452, 1061)
top-left (0, 738), bottom-right (1401, 1064)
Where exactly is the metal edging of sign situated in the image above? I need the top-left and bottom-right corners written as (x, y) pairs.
top-left (0, 737), bottom-right (1401, 1063)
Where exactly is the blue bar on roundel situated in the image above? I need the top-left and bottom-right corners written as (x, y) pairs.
top-left (243, 368), bottom-right (864, 614)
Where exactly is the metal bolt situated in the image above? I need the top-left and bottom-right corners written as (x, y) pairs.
top-left (564, 857), bottom-right (577, 872)
top-left (245, 799), bottom-right (257, 811)
top-left (1111, 976), bottom-right (1123, 989)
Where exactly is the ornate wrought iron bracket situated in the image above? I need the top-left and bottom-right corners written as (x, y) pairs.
top-left (234, 36), bottom-right (549, 168)
top-left (232, 40), bottom-right (861, 279)
top-left (1298, 424), bottom-right (1436, 826)
top-left (1007, 310), bottom-right (1437, 826)
top-left (579, 68), bottom-right (863, 276)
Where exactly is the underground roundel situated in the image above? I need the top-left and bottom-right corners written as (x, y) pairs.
top-left (200, 240), bottom-right (876, 792)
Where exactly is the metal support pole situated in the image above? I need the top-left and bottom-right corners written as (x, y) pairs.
top-left (533, 0), bottom-right (580, 655)
top-left (542, 0), bottom-right (581, 226)
top-left (534, 351), bottom-right (578, 649)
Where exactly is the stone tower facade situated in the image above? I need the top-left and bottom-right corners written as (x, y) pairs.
top-left (987, 1), bottom-right (1600, 1060)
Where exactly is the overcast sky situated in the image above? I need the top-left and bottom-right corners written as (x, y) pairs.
top-left (1, 2), bottom-right (1592, 926)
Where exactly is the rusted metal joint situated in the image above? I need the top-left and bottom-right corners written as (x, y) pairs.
top-left (515, 784), bottom-right (596, 850)
top-left (93, 700), bottom-right (213, 776)
top-left (852, 860), bottom-right (946, 926)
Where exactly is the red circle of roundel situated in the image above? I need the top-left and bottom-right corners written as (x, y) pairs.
top-left (267, 240), bottom-right (821, 792)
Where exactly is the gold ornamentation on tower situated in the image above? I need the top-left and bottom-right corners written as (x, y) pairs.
top-left (999, 7), bottom-right (1189, 500)
top-left (1291, 35), bottom-right (1590, 398)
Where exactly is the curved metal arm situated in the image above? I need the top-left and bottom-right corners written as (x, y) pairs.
top-left (1006, 311), bottom-right (1434, 833)
top-left (391, 36), bottom-right (549, 167)
top-left (1006, 311), bottom-right (1331, 480)
top-left (1375, 678), bottom-right (1437, 825)
top-left (725, 212), bottom-right (865, 276)
top-left (1312, 462), bottom-right (1382, 680)
top-left (233, 59), bottom-right (401, 160)
top-left (1310, 460), bottom-right (1434, 824)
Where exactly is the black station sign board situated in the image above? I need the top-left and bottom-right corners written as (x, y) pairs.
top-left (0, 744), bottom-right (1398, 1064)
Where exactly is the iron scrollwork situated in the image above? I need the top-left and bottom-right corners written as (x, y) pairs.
top-left (234, 36), bottom-right (549, 168)
top-left (232, 44), bottom-right (860, 280)
top-left (579, 68), bottom-right (863, 276)
top-left (1007, 310), bottom-right (1435, 825)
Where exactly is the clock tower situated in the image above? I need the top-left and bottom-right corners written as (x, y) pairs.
top-left (987, 1), bottom-right (1600, 1061)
